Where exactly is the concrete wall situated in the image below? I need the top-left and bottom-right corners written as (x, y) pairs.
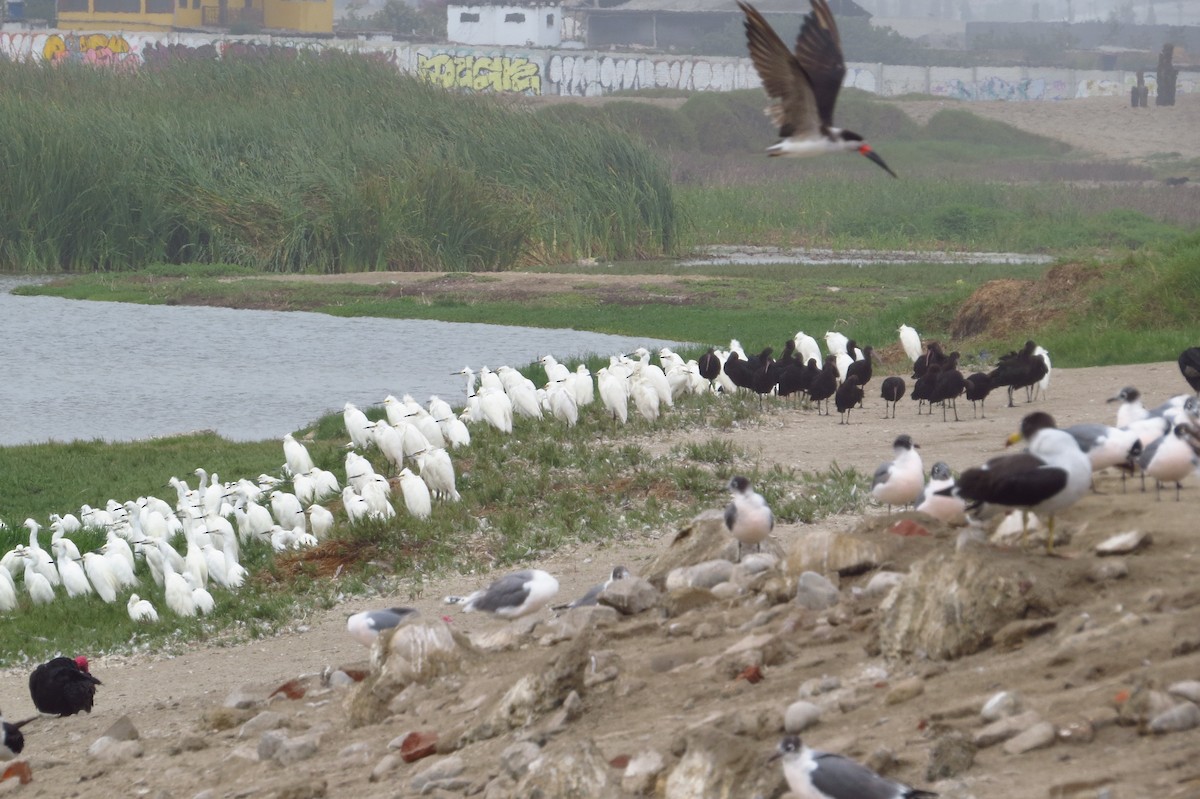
top-left (0, 28), bottom-right (1194, 98)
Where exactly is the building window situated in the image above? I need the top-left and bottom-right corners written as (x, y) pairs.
top-left (504, 12), bottom-right (525, 22)
top-left (147, 0), bottom-right (172, 10)
top-left (545, 12), bottom-right (553, 25)
top-left (95, 0), bottom-right (140, 11)
top-left (459, 11), bottom-right (479, 21)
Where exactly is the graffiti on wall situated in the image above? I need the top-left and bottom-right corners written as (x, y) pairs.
top-left (0, 29), bottom-right (1194, 100)
top-left (42, 33), bottom-right (137, 67)
top-left (547, 53), bottom-right (755, 96)
top-left (417, 52), bottom-right (542, 94)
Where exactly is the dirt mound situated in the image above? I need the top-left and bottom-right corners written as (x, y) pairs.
top-left (950, 261), bottom-right (1100, 341)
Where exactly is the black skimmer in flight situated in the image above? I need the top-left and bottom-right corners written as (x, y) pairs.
top-left (770, 735), bottom-right (937, 799)
top-left (738, 0), bottom-right (897, 177)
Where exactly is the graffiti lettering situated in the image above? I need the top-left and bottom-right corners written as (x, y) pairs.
top-left (42, 33), bottom-right (136, 67)
top-left (417, 53), bottom-right (542, 94)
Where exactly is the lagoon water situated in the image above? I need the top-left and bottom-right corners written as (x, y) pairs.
top-left (0, 278), bottom-right (679, 446)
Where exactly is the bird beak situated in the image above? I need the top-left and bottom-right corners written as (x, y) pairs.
top-left (859, 145), bottom-right (897, 178)
top-left (767, 749), bottom-right (783, 763)
top-left (1005, 432), bottom-right (1023, 448)
top-left (1105, 395), bottom-right (1120, 403)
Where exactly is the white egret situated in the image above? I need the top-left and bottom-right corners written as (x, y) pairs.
top-left (631, 376), bottom-right (661, 423)
top-left (427, 395), bottom-right (454, 423)
top-left (269, 491), bottom-right (305, 532)
top-left (546, 380), bottom-right (579, 427)
top-left (343, 402), bottom-right (375, 449)
top-left (22, 556), bottom-right (55, 605)
top-left (80, 504), bottom-right (114, 531)
top-left (309, 467), bottom-right (340, 501)
top-left (361, 476), bottom-right (396, 521)
top-left (127, 594), bottom-right (159, 623)
top-left (345, 451), bottom-right (379, 492)
top-left (824, 331), bottom-right (849, 357)
top-left (0, 568), bottom-right (17, 612)
top-left (897, 324), bottom-right (923, 363)
top-left (438, 414), bottom-right (471, 449)
top-left (23, 519), bottom-right (60, 586)
top-left (102, 539), bottom-right (138, 588)
top-left (292, 471), bottom-right (316, 507)
top-left (81, 552), bottom-right (119, 603)
top-left (414, 447), bottom-right (460, 502)
top-left (478, 387), bottom-right (513, 433)
top-left (52, 543), bottom-right (90, 599)
top-left (185, 573), bottom-right (215, 615)
top-left (49, 513), bottom-right (82, 534)
top-left (163, 560), bottom-right (196, 617)
top-left (372, 422), bottom-right (408, 470)
top-left (397, 468), bottom-right (432, 520)
top-left (597, 367), bottom-right (629, 424)
top-left (340, 486), bottom-right (372, 525)
top-left (283, 433), bottom-right (316, 476)
top-left (307, 504), bottom-right (334, 539)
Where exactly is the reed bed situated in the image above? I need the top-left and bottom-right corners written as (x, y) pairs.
top-left (0, 55), bottom-right (677, 273)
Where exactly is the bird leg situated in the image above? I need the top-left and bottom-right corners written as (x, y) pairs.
top-left (0, 762), bottom-right (32, 785)
top-left (952, 398), bottom-right (960, 422)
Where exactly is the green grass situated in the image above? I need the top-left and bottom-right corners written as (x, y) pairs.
top-left (0, 56), bottom-right (676, 273)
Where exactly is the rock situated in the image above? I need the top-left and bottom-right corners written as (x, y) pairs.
top-left (622, 749), bottom-right (665, 795)
top-left (1086, 558), bottom-right (1129, 582)
top-left (539, 605), bottom-right (620, 644)
top-left (399, 731), bottom-right (439, 763)
top-left (1056, 718), bottom-right (1095, 745)
top-left (885, 677), bottom-right (925, 705)
top-left (794, 571), bottom-right (840, 610)
top-left (737, 552), bottom-right (778, 574)
top-left (663, 728), bottom-right (784, 799)
top-left (783, 701), bottom-right (821, 733)
top-left (785, 530), bottom-right (883, 577)
top-left (369, 753), bottom-right (401, 782)
top-left (1002, 721), bottom-right (1057, 754)
top-left (169, 735), bottom-right (209, 756)
top-left (515, 738), bottom-right (619, 798)
top-left (876, 551), bottom-right (1056, 661)
top-left (275, 733), bottom-right (322, 765)
top-left (272, 779), bottom-right (327, 799)
top-left (993, 618), bottom-right (1057, 650)
top-left (644, 511), bottom-right (738, 586)
top-left (411, 755), bottom-right (466, 792)
top-left (710, 581), bottom-right (741, 600)
top-left (861, 571), bottom-right (905, 600)
top-left (981, 691), bottom-right (1022, 722)
top-left (974, 711), bottom-right (1044, 748)
top-left (224, 685), bottom-right (264, 709)
top-left (500, 741), bottom-right (543, 779)
top-left (1168, 681), bottom-right (1200, 704)
top-left (87, 736), bottom-right (144, 763)
top-left (1094, 529), bottom-right (1150, 555)
top-left (1148, 701), bottom-right (1200, 734)
top-left (347, 619), bottom-right (470, 727)
top-left (203, 706), bottom-right (256, 731)
top-left (599, 576), bottom-right (660, 615)
top-left (464, 634), bottom-right (590, 744)
top-left (101, 715), bottom-right (139, 742)
top-left (238, 710), bottom-right (289, 739)
top-left (666, 560), bottom-right (736, 591)
top-left (925, 730), bottom-right (975, 781)
top-left (663, 587), bottom-right (720, 617)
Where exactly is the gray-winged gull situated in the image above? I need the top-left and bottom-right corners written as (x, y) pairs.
top-left (770, 735), bottom-right (937, 799)
top-left (346, 607), bottom-right (419, 647)
top-left (871, 435), bottom-right (923, 513)
top-left (444, 569), bottom-right (559, 618)
top-left (724, 475), bottom-right (774, 561)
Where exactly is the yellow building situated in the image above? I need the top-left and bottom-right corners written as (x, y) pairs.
top-left (56, 0), bottom-right (332, 34)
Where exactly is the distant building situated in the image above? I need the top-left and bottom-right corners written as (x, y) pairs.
top-left (55, 0), bottom-right (333, 34)
top-left (447, 1), bottom-right (562, 47)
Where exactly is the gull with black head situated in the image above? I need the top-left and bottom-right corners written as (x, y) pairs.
top-left (770, 735), bottom-right (937, 799)
top-left (724, 475), bottom-right (775, 561)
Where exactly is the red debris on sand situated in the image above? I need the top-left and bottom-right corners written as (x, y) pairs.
top-left (888, 519), bottom-right (931, 537)
top-left (400, 731), bottom-right (439, 763)
top-left (735, 665), bottom-right (764, 684)
top-left (609, 754), bottom-right (631, 769)
top-left (270, 679), bottom-right (307, 700)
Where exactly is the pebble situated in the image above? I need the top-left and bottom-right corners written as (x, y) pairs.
top-left (1094, 529), bottom-right (1150, 555)
top-left (239, 711), bottom-right (289, 739)
top-left (1086, 558), bottom-right (1129, 582)
top-left (975, 711), bottom-right (1044, 748)
top-left (87, 736), bottom-right (145, 763)
top-left (884, 676), bottom-right (925, 706)
top-left (1148, 701), bottom-right (1200, 734)
top-left (410, 755), bottom-right (466, 792)
top-left (794, 571), bottom-right (840, 610)
top-left (925, 730), bottom-right (975, 781)
top-left (981, 690), bottom-right (1022, 722)
top-left (1167, 681), bottom-right (1200, 704)
top-left (500, 741), bottom-right (542, 779)
top-left (783, 701), bottom-right (821, 733)
top-left (369, 753), bottom-right (401, 782)
top-left (1002, 721), bottom-right (1057, 755)
top-left (861, 571), bottom-right (905, 600)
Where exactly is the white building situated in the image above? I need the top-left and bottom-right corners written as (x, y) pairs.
top-left (447, 2), bottom-right (561, 47)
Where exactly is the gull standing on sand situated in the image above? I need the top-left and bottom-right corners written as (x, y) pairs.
top-left (444, 569), bottom-right (560, 619)
top-left (770, 735), bottom-right (937, 799)
top-left (871, 435), bottom-right (924, 513)
top-left (724, 476), bottom-right (774, 561)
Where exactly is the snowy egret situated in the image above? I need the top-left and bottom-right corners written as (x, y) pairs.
top-left (897, 324), bottom-right (923, 364)
top-left (631, 376), bottom-right (661, 423)
top-left (269, 491), bottom-right (305, 532)
top-left (22, 556), bottom-right (55, 605)
top-left (163, 560), bottom-right (196, 617)
top-left (343, 402), bottom-right (375, 449)
top-left (0, 569), bottom-right (17, 613)
top-left (871, 435), bottom-right (924, 513)
top-left (413, 447), bottom-right (460, 502)
top-left (81, 552), bottom-right (118, 603)
top-left (127, 594), bottom-right (159, 623)
top-left (283, 433), bottom-right (316, 477)
top-left (53, 543), bottom-right (92, 599)
top-left (597, 367), bottom-right (629, 424)
top-left (307, 504), bottom-right (334, 539)
top-left (340, 487), bottom-right (371, 525)
top-left (361, 476), bottom-right (396, 521)
top-left (397, 468), bottom-right (432, 520)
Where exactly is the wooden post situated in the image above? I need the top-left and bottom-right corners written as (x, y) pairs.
top-left (1155, 43), bottom-right (1178, 106)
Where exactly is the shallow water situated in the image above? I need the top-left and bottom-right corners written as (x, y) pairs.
top-left (0, 278), bottom-right (679, 446)
top-left (680, 245), bottom-right (1055, 267)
